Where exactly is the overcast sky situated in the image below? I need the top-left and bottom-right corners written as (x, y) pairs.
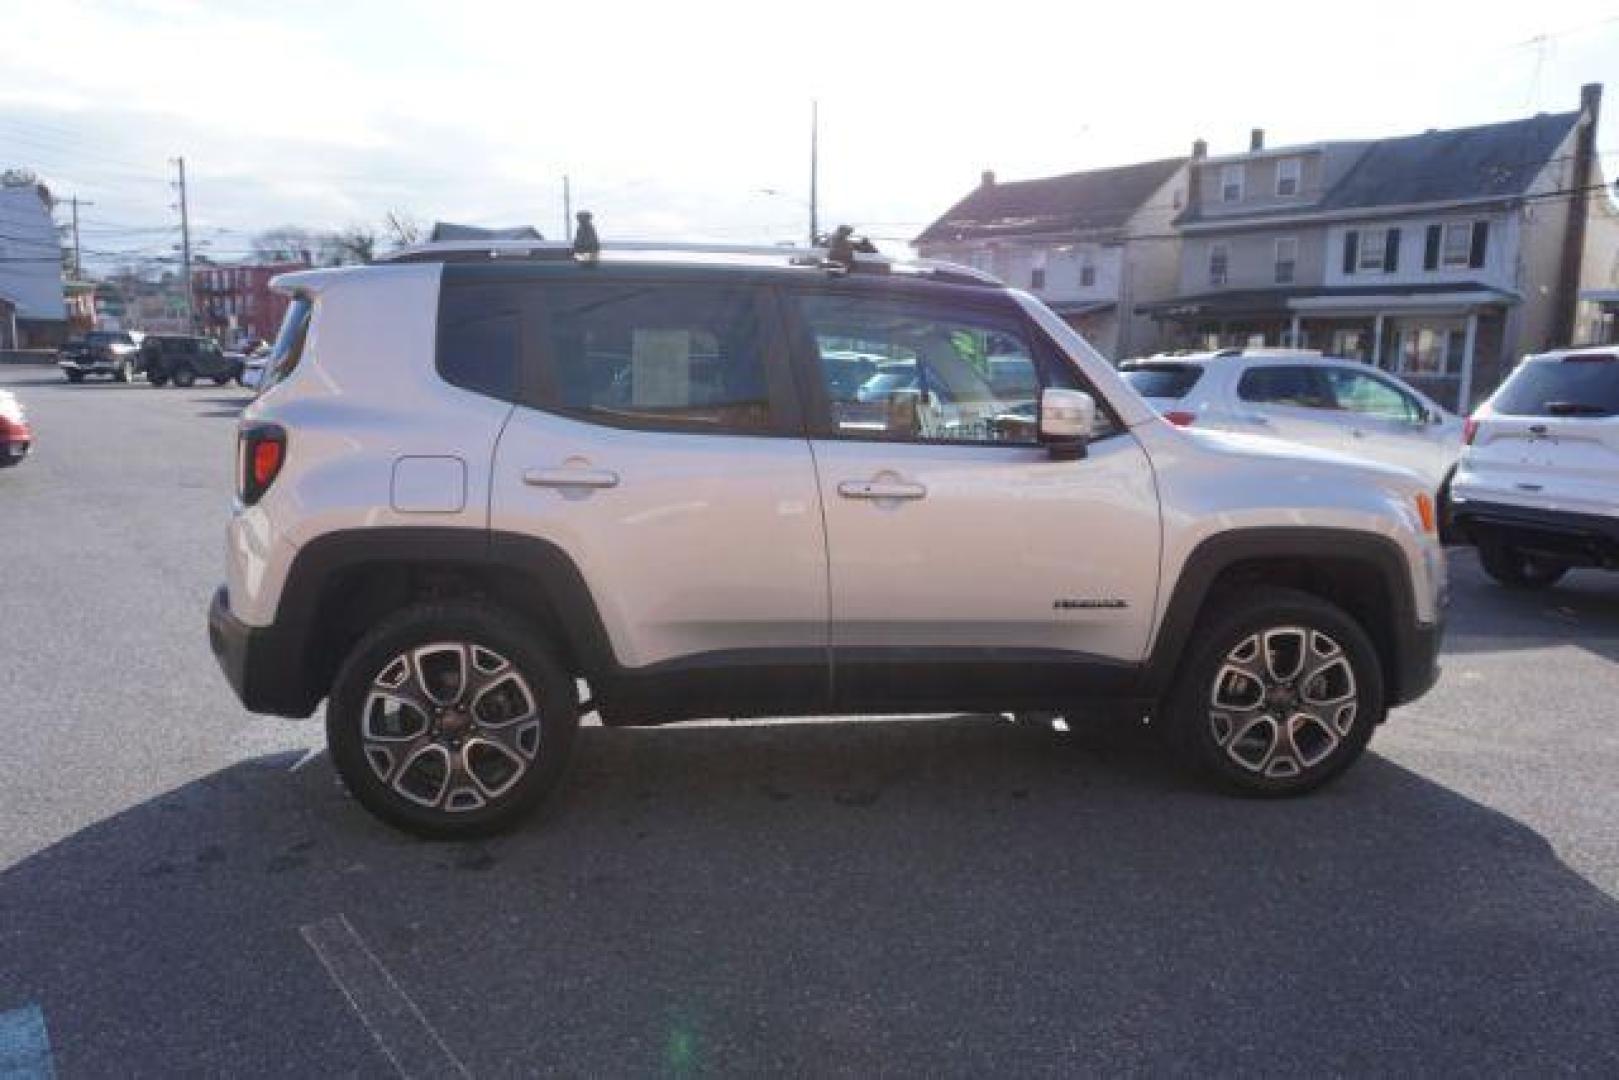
top-left (3, 0), bottom-right (1616, 268)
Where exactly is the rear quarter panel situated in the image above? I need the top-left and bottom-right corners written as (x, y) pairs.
top-left (226, 263), bottom-right (514, 626)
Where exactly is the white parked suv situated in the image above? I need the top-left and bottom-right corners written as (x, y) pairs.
top-left (1450, 345), bottom-right (1619, 588)
top-left (208, 238), bottom-right (1446, 836)
top-left (1119, 350), bottom-right (1465, 495)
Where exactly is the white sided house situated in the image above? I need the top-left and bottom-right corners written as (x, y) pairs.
top-left (915, 155), bottom-right (1191, 360)
top-left (1142, 85), bottom-right (1615, 412)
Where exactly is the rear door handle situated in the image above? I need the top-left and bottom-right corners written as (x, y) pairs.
top-left (1239, 412), bottom-right (1271, 426)
top-left (838, 480), bottom-right (927, 500)
top-left (523, 468), bottom-right (620, 489)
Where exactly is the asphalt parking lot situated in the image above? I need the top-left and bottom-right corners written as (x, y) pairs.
top-left (2, 367), bottom-right (1617, 1076)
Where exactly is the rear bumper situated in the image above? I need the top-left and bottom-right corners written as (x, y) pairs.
top-left (0, 438), bottom-right (29, 466)
top-left (208, 585), bottom-right (320, 718)
top-left (1451, 497), bottom-right (1619, 568)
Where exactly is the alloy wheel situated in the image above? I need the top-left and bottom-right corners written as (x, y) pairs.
top-left (1207, 626), bottom-right (1359, 779)
top-left (360, 641), bottom-right (543, 813)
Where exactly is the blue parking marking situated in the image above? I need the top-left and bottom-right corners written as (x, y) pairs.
top-left (0, 1004), bottom-right (55, 1080)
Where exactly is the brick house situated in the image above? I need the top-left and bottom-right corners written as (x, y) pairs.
top-left (192, 261), bottom-right (310, 346)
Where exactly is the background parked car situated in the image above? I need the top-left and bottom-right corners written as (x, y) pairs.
top-left (1450, 346), bottom-right (1619, 589)
top-left (1119, 349), bottom-right (1465, 495)
top-left (0, 389), bottom-right (31, 466)
top-left (57, 330), bottom-right (145, 383)
top-left (141, 335), bottom-right (246, 388)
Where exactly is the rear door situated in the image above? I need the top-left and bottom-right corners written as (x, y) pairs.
top-left (1230, 363), bottom-right (1348, 453)
top-left (486, 274), bottom-right (830, 693)
top-left (784, 284), bottom-right (1161, 709)
top-left (1466, 352), bottom-right (1619, 513)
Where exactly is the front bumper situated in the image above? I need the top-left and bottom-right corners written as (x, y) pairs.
top-left (208, 586), bottom-right (320, 718)
top-left (1451, 497), bottom-right (1619, 569)
top-left (58, 359), bottom-right (116, 374)
top-left (1391, 616), bottom-right (1443, 707)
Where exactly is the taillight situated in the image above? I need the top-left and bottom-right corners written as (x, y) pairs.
top-left (238, 423), bottom-right (285, 505)
top-left (1463, 417), bottom-right (1479, 445)
top-left (1163, 410), bottom-right (1197, 427)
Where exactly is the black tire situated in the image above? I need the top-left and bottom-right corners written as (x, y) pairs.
top-left (211, 373), bottom-right (231, 386)
top-left (65, 371), bottom-right (84, 383)
top-left (1160, 586), bottom-right (1384, 797)
top-left (1478, 541), bottom-right (1567, 590)
top-left (327, 601), bottom-right (580, 839)
top-left (147, 373), bottom-right (169, 387)
top-left (171, 365), bottom-right (196, 388)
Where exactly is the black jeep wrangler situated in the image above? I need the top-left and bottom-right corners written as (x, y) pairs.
top-left (141, 335), bottom-right (245, 388)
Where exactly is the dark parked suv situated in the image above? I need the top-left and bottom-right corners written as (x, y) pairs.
top-left (142, 335), bottom-right (245, 387)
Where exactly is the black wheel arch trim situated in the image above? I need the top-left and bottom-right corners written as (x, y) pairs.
top-left (1140, 527), bottom-right (1438, 707)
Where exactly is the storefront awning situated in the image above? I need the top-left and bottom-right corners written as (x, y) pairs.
top-left (1139, 283), bottom-right (1517, 320)
top-left (1289, 285), bottom-right (1518, 314)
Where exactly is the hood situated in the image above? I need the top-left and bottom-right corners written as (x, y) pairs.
top-left (1178, 424), bottom-right (1424, 487)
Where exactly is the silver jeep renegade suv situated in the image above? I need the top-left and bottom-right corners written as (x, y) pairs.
top-left (208, 237), bottom-right (1446, 837)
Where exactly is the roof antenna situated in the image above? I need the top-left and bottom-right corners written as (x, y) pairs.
top-left (572, 211), bottom-right (600, 264)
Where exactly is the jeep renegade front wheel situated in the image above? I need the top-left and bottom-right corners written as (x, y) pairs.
top-left (328, 602), bottom-right (580, 838)
top-left (1161, 587), bottom-right (1384, 796)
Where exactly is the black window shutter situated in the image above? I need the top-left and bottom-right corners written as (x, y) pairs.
top-left (1468, 221), bottom-right (1489, 268)
top-left (1384, 228), bottom-right (1401, 272)
top-left (1424, 225), bottom-right (1441, 270)
top-left (1343, 231), bottom-right (1358, 274)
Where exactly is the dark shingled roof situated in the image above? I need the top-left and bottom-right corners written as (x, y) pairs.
top-left (915, 157), bottom-right (1186, 244)
top-left (429, 222), bottom-right (544, 242)
top-left (1321, 111), bottom-right (1580, 210)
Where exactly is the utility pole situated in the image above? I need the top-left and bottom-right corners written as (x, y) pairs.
top-left (66, 196), bottom-right (94, 279)
top-left (808, 100), bottom-right (819, 247)
top-left (563, 175), bottom-right (573, 243)
top-left (173, 156), bottom-right (194, 331)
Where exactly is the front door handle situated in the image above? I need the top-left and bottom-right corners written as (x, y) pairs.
top-left (523, 467), bottom-right (620, 489)
top-left (1238, 412), bottom-right (1271, 426)
top-left (838, 479), bottom-right (927, 500)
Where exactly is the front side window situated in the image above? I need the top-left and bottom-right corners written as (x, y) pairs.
top-left (796, 292), bottom-right (1083, 446)
top-left (1324, 369), bottom-right (1422, 423)
top-left (1237, 366), bottom-right (1334, 409)
top-left (544, 284), bottom-right (772, 434)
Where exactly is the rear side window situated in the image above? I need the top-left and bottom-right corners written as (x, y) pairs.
top-left (437, 284), bottom-right (522, 401)
top-left (260, 296), bottom-right (313, 393)
top-left (1238, 365), bottom-right (1334, 409)
top-left (542, 284), bottom-right (772, 433)
top-left (1491, 355), bottom-right (1619, 417)
top-left (1121, 363), bottom-right (1203, 399)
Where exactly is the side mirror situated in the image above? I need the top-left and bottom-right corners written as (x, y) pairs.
top-left (1040, 388), bottom-right (1096, 460)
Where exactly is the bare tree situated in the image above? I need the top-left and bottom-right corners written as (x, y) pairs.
top-left (382, 209), bottom-right (422, 248)
top-left (329, 225), bottom-right (378, 265)
top-left (252, 226), bottom-right (318, 265)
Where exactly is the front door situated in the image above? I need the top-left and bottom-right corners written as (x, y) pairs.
top-left (784, 286), bottom-right (1161, 710)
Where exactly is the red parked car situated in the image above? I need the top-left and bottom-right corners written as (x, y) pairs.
top-left (0, 390), bottom-right (32, 466)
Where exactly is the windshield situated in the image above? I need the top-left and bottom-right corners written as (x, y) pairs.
top-left (1122, 363), bottom-right (1204, 400)
top-left (85, 331), bottom-right (128, 345)
top-left (1491, 355), bottom-right (1619, 417)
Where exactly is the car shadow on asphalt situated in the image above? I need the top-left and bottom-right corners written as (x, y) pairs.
top-left (2, 716), bottom-right (1616, 1075)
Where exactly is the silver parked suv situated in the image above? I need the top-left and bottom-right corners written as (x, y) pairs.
top-left (208, 236), bottom-right (1446, 836)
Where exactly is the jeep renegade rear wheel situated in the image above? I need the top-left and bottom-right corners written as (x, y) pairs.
top-left (328, 602), bottom-right (580, 838)
top-left (1162, 587), bottom-right (1384, 796)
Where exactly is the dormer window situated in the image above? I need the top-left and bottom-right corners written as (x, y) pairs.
top-left (1221, 164), bottom-right (1244, 203)
top-left (1275, 158), bottom-right (1301, 197)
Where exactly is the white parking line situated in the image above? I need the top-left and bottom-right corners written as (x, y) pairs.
top-left (0, 1003), bottom-right (55, 1079)
top-left (300, 914), bottom-right (470, 1079)
top-left (288, 746), bottom-right (325, 773)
